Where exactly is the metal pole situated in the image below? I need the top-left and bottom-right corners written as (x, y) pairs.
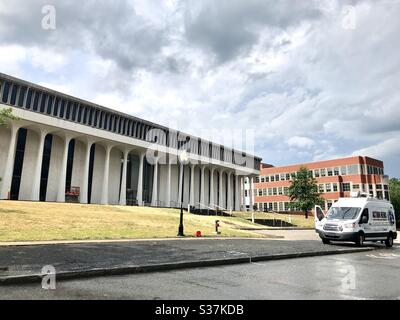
top-left (178, 162), bottom-right (185, 236)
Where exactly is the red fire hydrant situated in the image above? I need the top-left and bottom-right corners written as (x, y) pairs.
top-left (195, 231), bottom-right (202, 237)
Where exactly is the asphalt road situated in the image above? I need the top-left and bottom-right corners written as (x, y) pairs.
top-left (1, 245), bottom-right (399, 300)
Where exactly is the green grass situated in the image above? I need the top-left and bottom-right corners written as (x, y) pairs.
top-left (231, 211), bottom-right (315, 228)
top-left (0, 201), bottom-right (266, 242)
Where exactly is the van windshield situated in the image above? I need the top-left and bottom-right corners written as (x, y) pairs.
top-left (327, 207), bottom-right (361, 220)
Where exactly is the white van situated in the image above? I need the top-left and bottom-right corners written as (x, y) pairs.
top-left (315, 193), bottom-right (397, 247)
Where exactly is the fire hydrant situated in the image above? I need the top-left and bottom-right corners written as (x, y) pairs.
top-left (215, 220), bottom-right (221, 234)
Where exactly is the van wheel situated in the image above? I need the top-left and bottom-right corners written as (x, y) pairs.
top-left (355, 233), bottom-right (364, 246)
top-left (385, 234), bottom-right (394, 248)
top-left (322, 238), bottom-right (330, 245)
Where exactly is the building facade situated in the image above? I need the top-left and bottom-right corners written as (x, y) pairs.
top-left (0, 73), bottom-right (261, 210)
top-left (247, 156), bottom-right (390, 212)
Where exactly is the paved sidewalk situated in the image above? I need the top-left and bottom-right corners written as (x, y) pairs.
top-left (0, 238), bottom-right (376, 284)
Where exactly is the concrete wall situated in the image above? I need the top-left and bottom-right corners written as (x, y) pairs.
top-left (71, 140), bottom-right (86, 192)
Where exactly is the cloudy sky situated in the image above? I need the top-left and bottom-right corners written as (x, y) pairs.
top-left (1, 0), bottom-right (399, 176)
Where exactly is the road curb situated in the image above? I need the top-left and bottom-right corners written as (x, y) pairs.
top-left (0, 247), bottom-right (374, 285)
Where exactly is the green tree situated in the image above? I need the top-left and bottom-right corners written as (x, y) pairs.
top-left (288, 166), bottom-right (324, 219)
top-left (389, 178), bottom-right (400, 226)
top-left (0, 108), bottom-right (16, 126)
top-left (0, 108), bottom-right (17, 182)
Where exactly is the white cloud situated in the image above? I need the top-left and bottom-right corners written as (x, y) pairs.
top-left (287, 136), bottom-right (316, 149)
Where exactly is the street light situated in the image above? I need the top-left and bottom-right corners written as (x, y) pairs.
top-left (177, 150), bottom-right (189, 237)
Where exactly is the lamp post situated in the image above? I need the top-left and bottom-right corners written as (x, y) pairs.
top-left (177, 150), bottom-right (189, 237)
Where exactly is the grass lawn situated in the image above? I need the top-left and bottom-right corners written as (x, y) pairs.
top-left (0, 201), bottom-right (266, 242)
top-left (231, 211), bottom-right (315, 228)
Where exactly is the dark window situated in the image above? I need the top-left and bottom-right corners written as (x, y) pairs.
top-left (65, 101), bottom-right (72, 119)
top-left (1, 81), bottom-right (10, 103)
top-left (53, 97), bottom-right (60, 116)
top-left (46, 96), bottom-right (53, 114)
top-left (65, 139), bottom-right (75, 192)
top-left (83, 106), bottom-right (88, 124)
top-left (118, 117), bottom-right (123, 133)
top-left (108, 115), bottom-right (113, 131)
top-left (104, 113), bottom-right (109, 129)
top-left (39, 134), bottom-right (53, 202)
top-left (71, 103), bottom-right (77, 121)
top-left (88, 108), bottom-right (93, 126)
top-left (10, 128), bottom-right (28, 200)
top-left (17, 86), bottom-right (27, 107)
top-left (25, 89), bottom-right (33, 109)
top-left (94, 110), bottom-right (99, 127)
top-left (40, 93), bottom-right (47, 113)
top-left (32, 91), bottom-right (40, 111)
top-left (10, 84), bottom-right (18, 105)
top-left (59, 99), bottom-right (66, 118)
top-left (88, 144), bottom-right (96, 204)
top-left (113, 117), bottom-right (118, 132)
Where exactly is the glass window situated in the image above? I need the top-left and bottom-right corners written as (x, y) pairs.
top-left (270, 175), bottom-right (275, 182)
top-left (40, 93), bottom-right (47, 112)
top-left (327, 168), bottom-right (333, 176)
top-left (260, 177), bottom-right (264, 183)
top-left (1, 81), bottom-right (10, 103)
top-left (280, 173), bottom-right (285, 181)
top-left (319, 184), bottom-right (325, 193)
top-left (263, 189), bottom-right (267, 196)
top-left (353, 184), bottom-right (360, 191)
top-left (278, 187), bottom-right (283, 195)
top-left (342, 183), bottom-right (351, 192)
top-left (341, 166), bottom-right (347, 175)
top-left (258, 189), bottom-right (262, 196)
top-left (286, 173), bottom-right (290, 180)
top-left (268, 188), bottom-right (272, 196)
top-left (320, 169), bottom-right (326, 177)
top-left (326, 183), bottom-right (331, 192)
top-left (334, 167), bottom-right (340, 175)
top-left (25, 88), bottom-right (33, 109)
top-left (333, 183), bottom-right (338, 192)
top-left (18, 86), bottom-right (27, 107)
top-left (347, 165), bottom-right (359, 175)
top-left (46, 96), bottom-right (53, 114)
top-left (10, 84), bottom-right (18, 105)
top-left (314, 169), bottom-right (320, 178)
top-left (33, 91), bottom-right (40, 111)
top-left (327, 207), bottom-right (361, 220)
top-left (273, 188), bottom-right (277, 196)
top-left (265, 176), bottom-right (270, 183)
top-left (275, 174), bottom-right (279, 182)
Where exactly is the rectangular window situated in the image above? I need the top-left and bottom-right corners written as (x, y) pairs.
top-left (46, 96), bottom-right (53, 114)
top-left (59, 100), bottom-right (66, 118)
top-left (1, 81), bottom-right (10, 103)
top-left (286, 173), bottom-right (290, 180)
top-left (258, 189), bottom-right (262, 196)
top-left (17, 86), bottom-right (27, 107)
top-left (280, 173), bottom-right (285, 181)
top-left (353, 184), bottom-right (360, 191)
top-left (278, 187), bottom-right (283, 195)
top-left (327, 168), bottom-right (333, 176)
top-left (266, 176), bottom-right (270, 183)
top-left (25, 88), bottom-right (33, 109)
top-left (342, 183), bottom-right (351, 192)
top-left (320, 169), bottom-right (326, 177)
top-left (333, 183), bottom-right (338, 192)
top-left (284, 187), bottom-right (289, 195)
top-left (319, 184), bottom-right (325, 193)
top-left (270, 175), bottom-right (275, 182)
top-left (260, 176), bottom-right (264, 183)
top-left (263, 189), bottom-right (267, 196)
top-left (275, 174), bottom-right (279, 182)
top-left (341, 166), bottom-right (347, 175)
top-left (40, 93), bottom-right (47, 113)
top-left (273, 188), bottom-right (277, 196)
top-left (334, 167), bottom-right (340, 176)
top-left (326, 183), bottom-right (331, 192)
top-left (10, 84), bottom-right (18, 105)
top-left (314, 169), bottom-right (320, 178)
top-left (268, 188), bottom-right (272, 196)
top-left (33, 91), bottom-right (40, 111)
top-left (347, 165), bottom-right (359, 175)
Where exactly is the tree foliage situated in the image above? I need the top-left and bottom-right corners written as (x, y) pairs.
top-left (288, 166), bottom-right (324, 219)
top-left (0, 108), bottom-right (16, 126)
top-left (389, 178), bottom-right (400, 226)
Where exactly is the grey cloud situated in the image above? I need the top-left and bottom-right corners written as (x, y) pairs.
top-left (183, 0), bottom-right (322, 63)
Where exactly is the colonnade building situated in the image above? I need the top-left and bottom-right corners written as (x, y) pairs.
top-left (0, 73), bottom-right (261, 211)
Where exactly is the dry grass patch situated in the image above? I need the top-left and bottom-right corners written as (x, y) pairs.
top-left (0, 201), bottom-right (265, 242)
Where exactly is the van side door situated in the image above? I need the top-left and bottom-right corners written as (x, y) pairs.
top-left (359, 207), bottom-right (371, 236)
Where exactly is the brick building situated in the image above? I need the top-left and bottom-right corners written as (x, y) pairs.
top-left (247, 156), bottom-right (390, 212)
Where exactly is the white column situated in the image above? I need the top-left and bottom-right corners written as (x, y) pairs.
top-left (219, 169), bottom-right (224, 208)
top-left (119, 149), bottom-right (129, 206)
top-left (189, 164), bottom-right (195, 207)
top-left (241, 177), bottom-right (245, 212)
top-left (80, 141), bottom-right (93, 204)
top-left (249, 176), bottom-right (254, 211)
top-left (200, 166), bottom-right (205, 209)
top-left (167, 161), bottom-right (171, 208)
top-left (56, 136), bottom-right (72, 202)
top-left (235, 175), bottom-right (240, 211)
top-left (227, 172), bottom-right (232, 211)
top-left (31, 129), bottom-right (48, 201)
top-left (151, 158), bottom-right (159, 206)
top-left (209, 167), bottom-right (215, 207)
top-left (101, 145), bottom-right (112, 205)
top-left (136, 152), bottom-right (145, 206)
top-left (0, 124), bottom-right (20, 199)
